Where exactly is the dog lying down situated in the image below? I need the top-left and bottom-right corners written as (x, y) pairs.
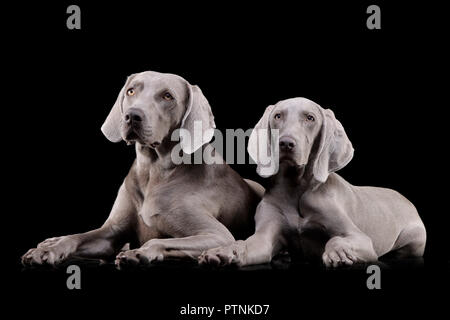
top-left (21, 71), bottom-right (264, 268)
top-left (200, 97), bottom-right (426, 268)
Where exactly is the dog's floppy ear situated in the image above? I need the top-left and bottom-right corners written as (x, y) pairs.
top-left (179, 84), bottom-right (216, 154)
top-left (312, 108), bottom-right (354, 183)
top-left (248, 105), bottom-right (279, 177)
top-left (101, 74), bottom-right (136, 142)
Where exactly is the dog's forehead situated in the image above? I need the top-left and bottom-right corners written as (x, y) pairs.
top-left (132, 71), bottom-right (185, 90)
top-left (276, 97), bottom-right (320, 114)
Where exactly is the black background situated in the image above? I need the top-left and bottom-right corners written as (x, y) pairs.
top-left (6, 1), bottom-right (449, 318)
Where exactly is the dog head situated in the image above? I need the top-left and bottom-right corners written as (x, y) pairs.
top-left (101, 71), bottom-right (215, 154)
top-left (248, 97), bottom-right (353, 182)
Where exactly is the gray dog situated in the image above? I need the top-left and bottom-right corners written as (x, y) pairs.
top-left (200, 97), bottom-right (426, 267)
top-left (22, 71), bottom-right (263, 267)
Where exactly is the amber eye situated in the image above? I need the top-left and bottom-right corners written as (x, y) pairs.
top-left (126, 88), bottom-right (135, 96)
top-left (274, 113), bottom-right (281, 120)
top-left (163, 92), bottom-right (174, 101)
top-left (306, 114), bottom-right (315, 122)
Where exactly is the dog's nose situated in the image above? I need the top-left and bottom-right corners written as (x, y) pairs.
top-left (124, 109), bottom-right (144, 124)
top-left (279, 137), bottom-right (296, 151)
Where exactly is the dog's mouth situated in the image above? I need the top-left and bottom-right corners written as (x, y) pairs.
top-left (123, 128), bottom-right (160, 148)
top-left (279, 156), bottom-right (297, 165)
top-left (279, 152), bottom-right (295, 162)
top-left (125, 130), bottom-right (139, 141)
top-left (123, 126), bottom-right (146, 145)
top-left (124, 129), bottom-right (140, 144)
top-left (279, 154), bottom-right (304, 167)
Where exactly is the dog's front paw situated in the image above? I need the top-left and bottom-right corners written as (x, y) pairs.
top-left (115, 245), bottom-right (164, 269)
top-left (22, 236), bottom-right (77, 266)
top-left (322, 237), bottom-right (358, 268)
top-left (199, 241), bottom-right (247, 267)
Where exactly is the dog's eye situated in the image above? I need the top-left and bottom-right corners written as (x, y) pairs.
top-left (126, 88), bottom-right (135, 96)
top-left (163, 92), bottom-right (174, 101)
top-left (306, 114), bottom-right (315, 122)
top-left (274, 113), bottom-right (281, 120)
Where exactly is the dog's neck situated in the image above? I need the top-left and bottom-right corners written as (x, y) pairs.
top-left (267, 161), bottom-right (319, 199)
top-left (135, 138), bottom-right (178, 174)
top-left (266, 163), bottom-right (304, 200)
top-left (135, 140), bottom-right (218, 180)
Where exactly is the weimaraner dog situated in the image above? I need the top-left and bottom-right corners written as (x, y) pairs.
top-left (22, 71), bottom-right (263, 267)
top-left (200, 97), bottom-right (426, 267)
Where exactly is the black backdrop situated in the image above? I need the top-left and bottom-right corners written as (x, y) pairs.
top-left (6, 1), bottom-right (448, 318)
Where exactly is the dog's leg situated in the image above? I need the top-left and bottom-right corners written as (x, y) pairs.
top-left (22, 183), bottom-right (136, 266)
top-left (115, 235), bottom-right (231, 267)
top-left (115, 208), bottom-right (238, 267)
top-left (199, 201), bottom-right (286, 267)
top-left (322, 232), bottom-right (378, 267)
top-left (198, 228), bottom-right (284, 267)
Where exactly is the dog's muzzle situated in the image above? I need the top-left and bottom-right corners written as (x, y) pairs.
top-left (123, 108), bottom-right (145, 141)
top-left (124, 108), bottom-right (144, 126)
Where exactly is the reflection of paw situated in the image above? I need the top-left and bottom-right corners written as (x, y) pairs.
top-left (22, 236), bottom-right (77, 266)
top-left (115, 245), bottom-right (164, 269)
top-left (199, 241), bottom-right (246, 267)
top-left (322, 237), bottom-right (358, 268)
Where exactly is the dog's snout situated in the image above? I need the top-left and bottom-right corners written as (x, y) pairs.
top-left (124, 108), bottom-right (144, 124)
top-left (279, 136), bottom-right (296, 151)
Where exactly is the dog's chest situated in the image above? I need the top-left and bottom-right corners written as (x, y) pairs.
top-left (130, 167), bottom-right (176, 244)
top-left (282, 204), bottom-right (329, 254)
top-left (135, 214), bottom-right (163, 246)
top-left (283, 207), bottom-right (303, 231)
